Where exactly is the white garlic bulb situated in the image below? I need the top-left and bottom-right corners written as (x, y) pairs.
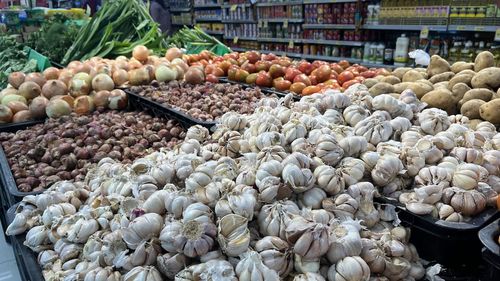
top-left (217, 214), bottom-right (250, 257)
top-left (215, 184), bottom-right (257, 220)
top-left (418, 108), bottom-right (450, 135)
top-left (255, 236), bottom-right (293, 277)
top-left (327, 256), bottom-right (370, 281)
top-left (282, 164), bottom-right (315, 193)
top-left (354, 112), bottom-right (393, 145)
top-left (185, 125), bottom-right (210, 142)
top-left (258, 201), bottom-right (300, 240)
top-left (235, 251), bottom-right (280, 281)
top-left (160, 217), bottom-right (216, 258)
top-left (371, 155), bottom-right (404, 186)
top-left (313, 165), bottom-right (345, 195)
top-left (123, 266), bottom-right (162, 281)
top-left (343, 105), bottom-right (370, 127)
top-left (285, 216), bottom-right (329, 259)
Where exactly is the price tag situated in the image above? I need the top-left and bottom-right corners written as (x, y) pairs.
top-left (233, 37), bottom-right (239, 44)
top-left (495, 28), bottom-right (500, 41)
top-left (474, 26), bottom-right (484, 31)
top-left (420, 26), bottom-right (429, 39)
top-left (230, 4), bottom-right (237, 12)
top-left (456, 25), bottom-right (466, 31)
top-left (288, 40), bottom-right (294, 49)
top-left (283, 19), bottom-right (289, 28)
top-left (263, 20), bottom-right (268, 28)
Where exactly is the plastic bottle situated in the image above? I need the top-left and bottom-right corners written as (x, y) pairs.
top-left (394, 34), bottom-right (409, 66)
top-left (376, 43), bottom-right (385, 64)
top-left (461, 40), bottom-right (473, 62)
top-left (363, 42), bottom-right (372, 63)
top-left (369, 43), bottom-right (378, 63)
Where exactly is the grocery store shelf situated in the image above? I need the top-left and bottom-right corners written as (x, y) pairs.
top-left (260, 49), bottom-right (288, 56)
top-left (361, 61), bottom-right (396, 69)
top-left (172, 22), bottom-right (193, 26)
top-left (195, 17), bottom-right (222, 22)
top-left (230, 47), bottom-right (248, 52)
top-left (224, 35), bottom-right (256, 41)
top-left (170, 7), bottom-right (192, 13)
top-left (301, 39), bottom-right (364, 46)
top-left (448, 25), bottom-right (498, 32)
top-left (303, 24), bottom-right (357, 29)
top-left (193, 4), bottom-right (221, 8)
top-left (304, 0), bottom-right (357, 3)
top-left (204, 30), bottom-right (224, 35)
top-left (256, 1), bottom-right (303, 7)
top-left (222, 19), bottom-right (256, 24)
top-left (221, 4), bottom-right (252, 8)
top-left (261, 18), bottom-right (304, 23)
top-left (363, 24), bottom-right (447, 31)
top-left (258, 37), bottom-right (300, 43)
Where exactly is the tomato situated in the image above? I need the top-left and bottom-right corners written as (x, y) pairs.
top-left (269, 64), bottom-right (286, 78)
top-left (309, 75), bottom-right (318, 85)
top-left (342, 79), bottom-right (359, 89)
top-left (246, 73), bottom-right (258, 84)
top-left (301, 85), bottom-right (321, 96)
top-left (330, 63), bottom-right (344, 74)
top-left (360, 70), bottom-right (376, 78)
top-left (227, 66), bottom-right (238, 81)
top-left (255, 60), bottom-right (272, 72)
top-left (246, 51), bottom-right (260, 64)
top-left (218, 61), bottom-right (232, 73)
top-left (235, 69), bottom-right (249, 82)
top-left (290, 82), bottom-right (307, 94)
top-left (284, 67), bottom-right (302, 82)
top-left (204, 64), bottom-right (216, 75)
top-left (274, 78), bottom-right (292, 91)
top-left (298, 61), bottom-right (314, 75)
top-left (338, 70), bottom-right (355, 85)
top-left (356, 65), bottom-right (368, 73)
top-left (212, 67), bottom-right (225, 77)
top-left (338, 60), bottom-right (350, 69)
top-left (206, 74), bottom-right (219, 83)
top-left (353, 76), bottom-right (365, 83)
top-left (312, 64), bottom-right (332, 83)
top-left (256, 71), bottom-right (273, 87)
top-left (241, 62), bottom-right (257, 74)
top-left (278, 58), bottom-right (292, 67)
top-left (293, 74), bottom-right (311, 86)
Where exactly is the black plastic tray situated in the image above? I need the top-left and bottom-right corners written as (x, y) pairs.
top-left (0, 120), bottom-right (45, 133)
top-left (6, 203), bottom-right (44, 281)
top-left (126, 90), bottom-right (218, 130)
top-left (218, 77), bottom-right (302, 100)
top-left (378, 197), bottom-right (499, 270)
top-left (479, 218), bottom-right (500, 281)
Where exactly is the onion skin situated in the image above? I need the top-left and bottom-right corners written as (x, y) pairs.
top-left (0, 105), bottom-right (13, 123)
top-left (128, 68), bottom-right (151, 86)
top-left (166, 47), bottom-right (183, 61)
top-left (58, 70), bottom-right (74, 87)
top-left (52, 95), bottom-right (75, 108)
top-left (42, 80), bottom-right (68, 99)
top-left (108, 89), bottom-right (128, 110)
top-left (24, 73), bottom-right (46, 88)
top-left (93, 90), bottom-right (110, 107)
top-left (46, 99), bottom-right (72, 118)
top-left (7, 101), bottom-right (29, 114)
top-left (92, 73), bottom-right (115, 92)
top-left (184, 67), bottom-right (205, 85)
top-left (8, 72), bottom-right (25, 89)
top-left (112, 69), bottom-right (129, 86)
top-left (69, 78), bottom-right (91, 97)
top-left (29, 96), bottom-right (49, 119)
top-left (1, 94), bottom-right (27, 106)
top-left (12, 110), bottom-right (32, 123)
top-left (74, 96), bottom-right (95, 115)
top-left (18, 81), bottom-right (42, 101)
top-left (133, 45), bottom-right (150, 62)
top-left (43, 67), bottom-right (60, 80)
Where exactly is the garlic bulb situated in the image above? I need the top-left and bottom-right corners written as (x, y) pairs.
top-left (415, 166), bottom-right (452, 188)
top-left (283, 119), bottom-right (308, 144)
top-left (282, 164), bottom-right (315, 193)
top-left (235, 251), bottom-right (279, 281)
top-left (84, 266), bottom-right (121, 281)
top-left (354, 112), bottom-right (393, 145)
top-left (298, 187), bottom-right (327, 209)
top-left (257, 146), bottom-right (288, 165)
top-left (442, 187), bottom-right (487, 216)
top-left (160, 217), bottom-right (216, 257)
top-left (452, 163), bottom-right (486, 190)
top-left (123, 266), bottom-right (162, 281)
top-left (343, 105), bottom-right (370, 127)
top-left (294, 254), bottom-right (320, 274)
top-left (323, 109), bottom-right (346, 125)
top-left (218, 131), bottom-right (242, 158)
top-left (122, 213), bottom-right (163, 249)
top-left (322, 194), bottom-right (358, 220)
top-left (255, 236), bottom-right (293, 277)
top-left (285, 216), bottom-right (329, 259)
top-left (314, 165), bottom-right (345, 195)
top-left (217, 214), bottom-right (250, 257)
top-left (215, 184), bottom-right (257, 219)
top-left (327, 256), bottom-right (370, 281)
top-left (418, 108), bottom-right (450, 135)
top-left (185, 125), bottom-right (210, 142)
top-left (258, 201), bottom-right (300, 239)
top-left (221, 112), bottom-right (248, 131)
top-left (157, 253), bottom-right (188, 279)
top-left (313, 134), bottom-right (344, 166)
top-left (185, 161), bottom-right (216, 193)
top-left (327, 220), bottom-right (363, 263)
top-left (339, 136), bottom-right (368, 158)
top-left (371, 156), bottom-right (404, 186)
top-left (415, 137), bottom-right (443, 164)
top-left (294, 272), bottom-right (327, 281)
top-left (42, 203), bottom-right (76, 226)
top-left (360, 239), bottom-right (386, 274)
top-left (338, 157), bottom-right (365, 186)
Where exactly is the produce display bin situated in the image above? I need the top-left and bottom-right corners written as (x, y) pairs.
top-left (126, 89), bottom-right (218, 130)
top-left (6, 203), bottom-right (44, 281)
top-left (378, 196), bottom-right (499, 276)
top-left (479, 218), bottom-right (500, 281)
top-left (218, 77), bottom-right (301, 100)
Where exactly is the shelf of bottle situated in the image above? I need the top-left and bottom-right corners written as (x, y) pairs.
top-left (448, 25), bottom-right (498, 32)
top-left (256, 1), bottom-right (303, 7)
top-left (224, 35), bottom-right (256, 41)
top-left (258, 37), bottom-right (300, 43)
top-left (193, 4), bottom-right (221, 9)
top-left (170, 7), bottom-right (192, 13)
top-left (364, 24), bottom-right (448, 31)
top-left (221, 4), bottom-right (252, 8)
top-left (204, 30), bottom-right (224, 35)
top-left (222, 19), bottom-right (257, 24)
top-left (301, 39), bottom-right (364, 46)
top-left (303, 0), bottom-right (359, 3)
top-left (303, 24), bottom-right (357, 29)
top-left (195, 17), bottom-right (222, 22)
top-left (260, 18), bottom-right (303, 23)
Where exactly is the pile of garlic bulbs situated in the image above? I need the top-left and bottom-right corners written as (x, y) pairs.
top-left (6, 83), bottom-right (499, 281)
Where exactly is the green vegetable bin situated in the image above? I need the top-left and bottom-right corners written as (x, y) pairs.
top-left (25, 47), bottom-right (51, 71)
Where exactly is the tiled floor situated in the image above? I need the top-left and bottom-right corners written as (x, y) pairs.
top-left (0, 220), bottom-right (22, 281)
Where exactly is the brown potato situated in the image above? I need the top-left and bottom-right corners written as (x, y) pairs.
top-left (380, 75), bottom-right (401, 85)
top-left (427, 55), bottom-right (451, 77)
top-left (392, 67), bottom-right (412, 80)
top-left (448, 74), bottom-right (473, 90)
top-left (451, 83), bottom-right (471, 103)
top-left (429, 72), bottom-right (454, 84)
top-left (404, 82), bottom-right (434, 98)
top-left (474, 51), bottom-right (495, 72)
top-left (471, 67), bottom-right (500, 89)
top-left (421, 88), bottom-right (455, 115)
top-left (402, 70), bottom-right (425, 82)
top-left (363, 78), bottom-right (378, 88)
top-left (369, 82), bottom-right (395, 97)
top-left (460, 99), bottom-right (485, 119)
top-left (451, 61), bottom-right (474, 74)
top-left (433, 81), bottom-right (449, 90)
top-left (479, 99), bottom-right (500, 124)
top-left (461, 88), bottom-right (494, 104)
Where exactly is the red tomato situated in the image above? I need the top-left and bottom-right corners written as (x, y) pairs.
top-left (290, 82), bottom-right (307, 94)
top-left (338, 70), bottom-right (355, 85)
top-left (360, 70), bottom-right (376, 78)
top-left (342, 79), bottom-right (359, 89)
top-left (338, 60), bottom-right (350, 69)
top-left (301, 85), bottom-right (321, 96)
top-left (206, 74), bottom-right (219, 83)
top-left (293, 74), bottom-right (311, 86)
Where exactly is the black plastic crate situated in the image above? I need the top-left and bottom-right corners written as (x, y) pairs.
top-left (479, 218), bottom-right (500, 281)
top-left (378, 197), bottom-right (499, 272)
top-left (219, 77), bottom-right (301, 100)
top-left (0, 120), bottom-right (45, 133)
top-left (6, 203), bottom-right (44, 281)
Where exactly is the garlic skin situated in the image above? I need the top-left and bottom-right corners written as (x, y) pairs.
top-left (255, 236), bottom-right (293, 277)
top-left (442, 187), bottom-right (487, 216)
top-left (122, 213), bottom-right (163, 249)
top-left (84, 266), bottom-right (121, 281)
top-left (327, 256), bottom-right (370, 281)
top-left (371, 156), bottom-right (404, 187)
top-left (313, 134), bottom-right (344, 166)
top-left (286, 216), bottom-right (330, 259)
top-left (327, 220), bottom-right (363, 263)
top-left (343, 105), bottom-right (370, 127)
top-left (298, 187), bottom-right (327, 209)
top-left (339, 136), bottom-right (368, 158)
top-left (354, 112), bottom-right (393, 145)
top-left (220, 112), bottom-right (248, 131)
top-left (215, 184), bottom-right (257, 220)
top-left (157, 253), bottom-right (188, 279)
top-left (418, 108), bottom-right (451, 135)
top-left (258, 200), bottom-right (300, 240)
top-left (236, 251), bottom-right (280, 281)
top-left (159, 218), bottom-right (216, 258)
top-left (294, 272), bottom-right (327, 281)
top-left (452, 163), bottom-right (486, 190)
top-left (185, 125), bottom-right (210, 142)
top-left (314, 165), bottom-right (345, 196)
top-left (217, 214), bottom-right (251, 257)
top-left (282, 164), bottom-right (315, 193)
top-left (123, 266), bottom-right (162, 281)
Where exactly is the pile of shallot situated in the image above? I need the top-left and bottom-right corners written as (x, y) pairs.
top-left (6, 83), bottom-right (499, 281)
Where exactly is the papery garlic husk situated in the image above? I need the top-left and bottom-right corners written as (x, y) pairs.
top-left (414, 166), bottom-right (452, 189)
top-left (187, 259), bottom-right (238, 281)
top-left (258, 200), bottom-right (300, 240)
top-left (371, 155), bottom-right (405, 186)
top-left (322, 194), bottom-right (359, 220)
top-left (383, 257), bottom-right (411, 281)
top-left (343, 104), bottom-right (370, 127)
top-left (160, 218), bottom-right (216, 258)
top-left (256, 176), bottom-right (292, 203)
top-left (194, 178), bottom-right (234, 208)
top-left (418, 108), bottom-right (450, 135)
top-left (300, 208), bottom-right (334, 225)
top-left (414, 185), bottom-right (443, 204)
top-left (432, 131), bottom-right (456, 151)
top-left (405, 201), bottom-right (436, 215)
top-left (353, 112), bottom-right (393, 145)
top-left (327, 220), bottom-right (363, 263)
top-left (323, 109), bottom-right (346, 125)
top-left (283, 119), bottom-right (308, 144)
top-left (174, 154), bottom-right (204, 180)
top-left (38, 250), bottom-right (59, 269)
top-left (383, 239), bottom-right (406, 257)
top-left (294, 272), bottom-right (327, 281)
top-left (157, 252), bottom-right (189, 279)
top-left (215, 184), bottom-right (257, 220)
top-left (42, 203), bottom-right (77, 226)
top-left (127, 238), bottom-right (162, 267)
top-left (257, 146), bottom-right (288, 166)
top-left (294, 254), bottom-right (320, 274)
top-left (372, 94), bottom-right (413, 119)
top-left (235, 251), bottom-right (280, 281)
top-left (282, 164), bottom-right (315, 193)
top-left (217, 214), bottom-right (251, 257)
top-left (123, 266), bottom-right (162, 281)
top-left (282, 152), bottom-right (312, 169)
top-left (339, 136), bottom-right (368, 158)
top-left (84, 266), bottom-right (121, 281)
top-left (452, 163), bottom-right (488, 190)
top-left (285, 216), bottom-right (329, 259)
top-left (217, 131), bottom-right (242, 158)
top-left (337, 157), bottom-right (365, 186)
top-left (102, 231), bottom-right (128, 266)
top-left (415, 137), bottom-right (443, 164)
top-left (185, 161), bottom-right (217, 193)
top-left (165, 190), bottom-right (195, 219)
top-left (399, 147), bottom-right (425, 177)
top-left (255, 236), bottom-right (293, 277)
top-left (186, 125), bottom-right (210, 142)
top-left (450, 147), bottom-right (484, 165)
top-left (143, 190), bottom-right (169, 215)
top-left (298, 187), bottom-right (327, 209)
top-left (24, 225), bottom-right (51, 252)
top-left (122, 213), bottom-right (163, 249)
top-left (54, 240), bottom-right (82, 263)
top-left (221, 112), bottom-right (248, 131)
top-left (314, 165), bottom-right (345, 195)
top-left (360, 238), bottom-right (386, 273)
top-left (313, 134), bottom-right (344, 166)
top-left (347, 182), bottom-right (381, 227)
top-left (442, 187), bottom-right (487, 216)
top-left (236, 169), bottom-right (257, 186)
top-left (327, 256), bottom-right (370, 281)
top-left (401, 131), bottom-right (423, 148)
top-left (253, 131), bottom-right (285, 152)
top-left (256, 160), bottom-right (283, 187)
top-left (390, 117), bottom-right (412, 141)
top-left (483, 150), bottom-right (500, 177)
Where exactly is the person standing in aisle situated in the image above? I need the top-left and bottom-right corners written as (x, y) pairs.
top-left (150, 0), bottom-right (171, 35)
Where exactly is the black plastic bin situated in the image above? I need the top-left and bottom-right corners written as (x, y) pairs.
top-left (219, 77), bottom-right (301, 100)
top-left (6, 203), bottom-right (44, 281)
top-left (378, 197), bottom-right (499, 278)
top-left (479, 218), bottom-right (500, 281)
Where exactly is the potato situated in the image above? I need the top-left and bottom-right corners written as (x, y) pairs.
top-left (392, 67), bottom-right (412, 80)
top-left (471, 67), bottom-right (500, 89)
top-left (363, 78), bottom-right (378, 88)
top-left (451, 83), bottom-right (471, 103)
top-left (461, 88), bottom-right (494, 104)
top-left (448, 74), bottom-right (473, 90)
top-left (393, 82), bottom-right (410, 94)
top-left (474, 51), bottom-right (495, 72)
top-left (427, 55), bottom-right (451, 77)
top-left (429, 72), bottom-right (454, 84)
top-left (380, 75), bottom-right (401, 85)
top-left (494, 88), bottom-right (500, 100)
top-left (369, 82), bottom-right (395, 96)
top-left (374, 75), bottom-right (386, 81)
top-left (402, 70), bottom-right (425, 82)
top-left (404, 82), bottom-right (434, 98)
top-left (460, 99), bottom-right (486, 119)
top-left (479, 99), bottom-right (500, 124)
top-left (433, 81), bottom-right (449, 89)
top-left (457, 69), bottom-right (476, 76)
top-left (451, 61), bottom-right (474, 74)
top-left (416, 79), bottom-right (433, 87)
top-left (421, 88), bottom-right (455, 114)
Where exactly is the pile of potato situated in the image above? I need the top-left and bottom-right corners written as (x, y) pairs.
top-left (363, 51), bottom-right (500, 126)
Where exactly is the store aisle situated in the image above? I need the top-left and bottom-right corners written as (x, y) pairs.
top-left (0, 221), bottom-right (22, 281)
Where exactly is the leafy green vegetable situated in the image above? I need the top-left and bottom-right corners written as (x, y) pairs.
top-left (26, 14), bottom-right (80, 65)
top-left (0, 35), bottom-right (38, 89)
top-left (168, 26), bottom-right (231, 55)
top-left (62, 0), bottom-right (168, 64)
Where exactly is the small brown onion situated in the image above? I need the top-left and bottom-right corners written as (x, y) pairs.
top-left (7, 101), bottom-right (28, 114)
top-left (74, 96), bottom-right (95, 115)
top-left (0, 105), bottom-right (13, 123)
top-left (8, 72), bottom-right (25, 89)
top-left (108, 89), bottom-right (128, 110)
top-left (43, 67), bottom-right (60, 80)
top-left (24, 73), bottom-right (46, 88)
